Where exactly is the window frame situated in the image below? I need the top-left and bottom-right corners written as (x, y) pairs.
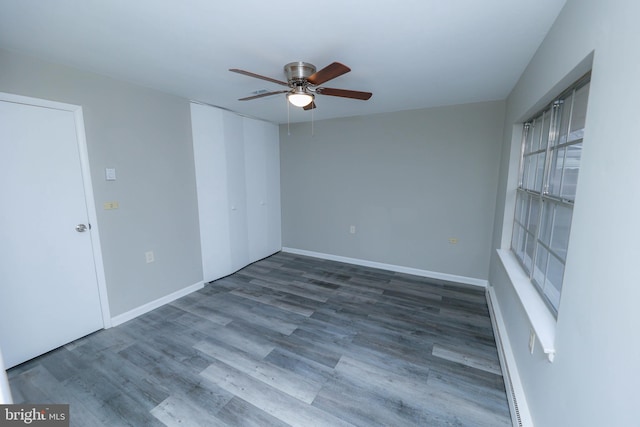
top-left (511, 73), bottom-right (591, 316)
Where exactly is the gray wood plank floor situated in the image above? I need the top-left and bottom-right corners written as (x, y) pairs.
top-left (8, 252), bottom-right (511, 426)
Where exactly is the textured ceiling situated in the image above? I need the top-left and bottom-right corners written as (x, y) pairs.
top-left (0, 0), bottom-right (566, 123)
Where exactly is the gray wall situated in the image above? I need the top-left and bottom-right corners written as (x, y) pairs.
top-left (489, 0), bottom-right (640, 425)
top-left (0, 48), bottom-right (202, 317)
top-left (281, 101), bottom-right (505, 281)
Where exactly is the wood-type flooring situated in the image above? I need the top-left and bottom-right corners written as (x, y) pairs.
top-left (8, 252), bottom-right (511, 426)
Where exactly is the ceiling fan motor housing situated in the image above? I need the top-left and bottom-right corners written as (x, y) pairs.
top-left (284, 62), bottom-right (316, 85)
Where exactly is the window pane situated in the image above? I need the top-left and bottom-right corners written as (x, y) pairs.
top-left (561, 143), bottom-right (582, 200)
top-left (539, 201), bottom-right (554, 246)
top-left (530, 116), bottom-right (542, 152)
top-left (524, 124), bottom-right (534, 154)
top-left (545, 255), bottom-right (564, 310)
top-left (550, 204), bottom-right (572, 260)
top-left (527, 155), bottom-right (537, 190)
top-left (515, 192), bottom-right (522, 220)
top-left (524, 231), bottom-right (535, 273)
top-left (556, 95), bottom-right (572, 146)
top-left (534, 152), bottom-right (546, 192)
top-left (520, 156), bottom-right (527, 189)
top-left (511, 222), bottom-right (519, 253)
top-left (568, 82), bottom-right (589, 143)
top-left (522, 155), bottom-right (536, 190)
top-left (548, 147), bottom-right (565, 196)
top-left (540, 109), bottom-right (551, 149)
top-left (512, 224), bottom-right (525, 261)
top-left (515, 191), bottom-right (526, 224)
top-left (517, 227), bottom-right (527, 262)
top-left (533, 244), bottom-right (549, 290)
top-left (526, 195), bottom-right (540, 234)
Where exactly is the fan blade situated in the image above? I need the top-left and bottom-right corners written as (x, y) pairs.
top-left (303, 101), bottom-right (316, 111)
top-left (316, 87), bottom-right (372, 100)
top-left (238, 90), bottom-right (289, 101)
top-left (229, 69), bottom-right (289, 86)
top-left (307, 62), bottom-right (351, 86)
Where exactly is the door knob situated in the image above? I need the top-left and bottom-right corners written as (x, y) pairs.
top-left (75, 224), bottom-right (88, 232)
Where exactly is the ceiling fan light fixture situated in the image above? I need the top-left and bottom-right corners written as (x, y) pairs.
top-left (287, 88), bottom-right (314, 107)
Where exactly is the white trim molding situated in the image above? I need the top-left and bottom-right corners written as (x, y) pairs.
top-left (282, 247), bottom-right (488, 288)
top-left (497, 249), bottom-right (556, 361)
top-left (0, 347), bottom-right (12, 404)
top-left (110, 281), bottom-right (204, 327)
top-left (486, 285), bottom-right (533, 427)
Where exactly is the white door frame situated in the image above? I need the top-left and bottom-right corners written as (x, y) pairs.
top-left (0, 92), bottom-right (111, 328)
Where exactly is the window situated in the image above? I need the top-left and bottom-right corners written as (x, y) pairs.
top-left (511, 74), bottom-right (590, 315)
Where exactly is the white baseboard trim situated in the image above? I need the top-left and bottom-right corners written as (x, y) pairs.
top-left (486, 285), bottom-right (532, 427)
top-left (110, 281), bottom-right (205, 327)
top-left (281, 247), bottom-right (488, 288)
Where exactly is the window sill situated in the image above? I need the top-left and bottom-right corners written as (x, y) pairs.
top-left (496, 249), bottom-right (556, 362)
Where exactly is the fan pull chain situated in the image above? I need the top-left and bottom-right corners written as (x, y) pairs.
top-left (311, 102), bottom-right (314, 137)
top-left (287, 97), bottom-right (291, 136)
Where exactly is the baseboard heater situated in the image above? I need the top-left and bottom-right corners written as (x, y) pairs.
top-left (486, 286), bottom-right (533, 427)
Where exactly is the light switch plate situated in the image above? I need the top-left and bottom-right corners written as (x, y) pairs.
top-left (105, 168), bottom-right (116, 181)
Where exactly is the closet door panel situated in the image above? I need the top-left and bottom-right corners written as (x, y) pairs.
top-left (223, 111), bottom-right (249, 271)
top-left (244, 118), bottom-right (270, 262)
top-left (190, 103), bottom-right (232, 282)
top-left (192, 103), bottom-right (281, 279)
top-left (264, 122), bottom-right (282, 255)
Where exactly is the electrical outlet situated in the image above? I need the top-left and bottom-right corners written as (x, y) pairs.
top-left (349, 225), bottom-right (356, 234)
top-left (103, 201), bottom-right (119, 210)
top-left (145, 251), bottom-right (155, 263)
top-left (448, 238), bottom-right (458, 244)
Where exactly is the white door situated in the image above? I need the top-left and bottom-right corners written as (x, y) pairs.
top-left (224, 112), bottom-right (250, 272)
top-left (0, 97), bottom-right (106, 368)
top-left (244, 118), bottom-right (281, 262)
top-left (191, 103), bottom-right (233, 282)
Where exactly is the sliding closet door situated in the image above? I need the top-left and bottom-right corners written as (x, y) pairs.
top-left (223, 112), bottom-right (250, 272)
top-left (191, 102), bottom-right (281, 283)
top-left (190, 103), bottom-right (232, 282)
top-left (244, 118), bottom-right (281, 261)
top-left (264, 123), bottom-right (282, 255)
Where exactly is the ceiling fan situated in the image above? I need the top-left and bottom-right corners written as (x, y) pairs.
top-left (229, 62), bottom-right (372, 110)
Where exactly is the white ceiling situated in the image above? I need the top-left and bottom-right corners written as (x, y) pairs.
top-left (0, 0), bottom-right (566, 124)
